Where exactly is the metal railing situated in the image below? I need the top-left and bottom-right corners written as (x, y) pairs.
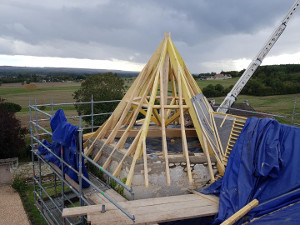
top-left (292, 98), bottom-right (300, 127)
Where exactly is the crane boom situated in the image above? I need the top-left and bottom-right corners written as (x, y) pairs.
top-left (217, 0), bottom-right (300, 113)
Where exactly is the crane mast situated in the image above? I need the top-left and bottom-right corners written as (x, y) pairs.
top-left (217, 0), bottom-right (300, 113)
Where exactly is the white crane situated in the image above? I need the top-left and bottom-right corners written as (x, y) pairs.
top-left (217, 0), bottom-right (300, 113)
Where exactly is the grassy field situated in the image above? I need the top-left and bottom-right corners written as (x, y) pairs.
top-left (195, 77), bottom-right (239, 89)
top-left (0, 82), bottom-right (81, 107)
top-left (1, 79), bottom-right (299, 127)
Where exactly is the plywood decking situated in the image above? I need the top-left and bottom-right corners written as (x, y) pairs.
top-left (63, 193), bottom-right (219, 225)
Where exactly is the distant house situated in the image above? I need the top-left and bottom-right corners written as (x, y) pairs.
top-left (200, 73), bottom-right (232, 80)
top-left (214, 74), bottom-right (232, 80)
top-left (200, 76), bottom-right (212, 80)
top-left (214, 74), bottom-right (225, 79)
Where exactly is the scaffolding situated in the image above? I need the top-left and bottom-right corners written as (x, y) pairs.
top-left (29, 96), bottom-right (298, 224)
top-left (29, 97), bottom-right (135, 225)
top-left (292, 98), bottom-right (300, 127)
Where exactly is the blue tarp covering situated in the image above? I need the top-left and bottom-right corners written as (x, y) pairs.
top-left (249, 201), bottom-right (300, 225)
top-left (38, 109), bottom-right (90, 188)
top-left (203, 117), bottom-right (300, 224)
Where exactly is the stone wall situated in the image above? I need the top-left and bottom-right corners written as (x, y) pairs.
top-left (11, 161), bottom-right (53, 183)
top-left (89, 139), bottom-right (217, 200)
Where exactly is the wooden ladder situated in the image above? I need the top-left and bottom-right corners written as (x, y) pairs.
top-left (221, 118), bottom-right (246, 166)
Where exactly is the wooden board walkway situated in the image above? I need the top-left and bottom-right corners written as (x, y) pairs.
top-left (63, 193), bottom-right (219, 225)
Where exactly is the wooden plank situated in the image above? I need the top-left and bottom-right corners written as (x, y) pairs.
top-left (187, 189), bottom-right (219, 205)
top-left (88, 197), bottom-right (218, 225)
top-left (220, 199), bottom-right (259, 225)
top-left (63, 194), bottom-right (218, 218)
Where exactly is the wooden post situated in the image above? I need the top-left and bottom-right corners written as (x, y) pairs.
top-left (142, 138), bottom-right (149, 187)
top-left (202, 136), bottom-right (215, 182)
top-left (160, 54), bottom-right (171, 186)
top-left (176, 67), bottom-right (193, 185)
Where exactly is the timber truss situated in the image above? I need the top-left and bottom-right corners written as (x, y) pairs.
top-left (83, 32), bottom-right (246, 187)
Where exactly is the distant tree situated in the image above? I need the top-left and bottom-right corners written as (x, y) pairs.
top-left (0, 104), bottom-right (27, 159)
top-left (215, 84), bottom-right (224, 93)
top-left (203, 84), bottom-right (226, 97)
top-left (73, 73), bottom-right (125, 126)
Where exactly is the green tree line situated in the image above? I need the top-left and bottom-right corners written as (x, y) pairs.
top-left (202, 64), bottom-right (300, 97)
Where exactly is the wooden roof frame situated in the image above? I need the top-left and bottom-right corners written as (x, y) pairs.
top-left (83, 32), bottom-right (246, 188)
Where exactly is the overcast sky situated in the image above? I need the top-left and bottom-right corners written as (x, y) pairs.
top-left (1, 0), bottom-right (299, 73)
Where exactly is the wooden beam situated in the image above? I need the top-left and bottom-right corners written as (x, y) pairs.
top-left (162, 52), bottom-right (170, 118)
top-left (202, 136), bottom-right (215, 182)
top-left (103, 70), bottom-right (159, 170)
top-left (62, 194), bottom-right (219, 219)
top-left (160, 55), bottom-right (171, 185)
top-left (142, 138), bottom-right (149, 187)
top-left (152, 108), bottom-right (162, 125)
top-left (165, 108), bottom-right (188, 126)
top-left (117, 68), bottom-right (160, 150)
top-left (85, 118), bottom-right (111, 157)
top-left (166, 97), bottom-right (176, 119)
top-left (220, 199), bottom-right (259, 225)
top-left (176, 67), bottom-right (193, 185)
top-left (132, 102), bottom-right (188, 109)
top-left (132, 103), bottom-right (159, 125)
top-left (112, 129), bottom-right (142, 177)
top-left (86, 36), bottom-right (166, 158)
top-left (152, 105), bottom-right (188, 109)
top-left (126, 39), bottom-right (168, 187)
top-left (103, 128), bottom-right (196, 138)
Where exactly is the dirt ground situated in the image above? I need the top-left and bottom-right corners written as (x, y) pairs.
top-left (0, 185), bottom-right (30, 225)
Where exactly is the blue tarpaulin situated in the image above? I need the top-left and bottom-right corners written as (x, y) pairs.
top-left (249, 201), bottom-right (300, 225)
top-left (203, 117), bottom-right (300, 224)
top-left (38, 109), bottom-right (90, 188)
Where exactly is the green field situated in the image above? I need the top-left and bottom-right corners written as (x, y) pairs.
top-left (195, 77), bottom-right (239, 89)
top-left (0, 82), bottom-right (80, 107)
top-left (0, 79), bottom-right (299, 127)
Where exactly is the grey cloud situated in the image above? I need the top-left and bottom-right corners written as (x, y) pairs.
top-left (0, 0), bottom-right (299, 72)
